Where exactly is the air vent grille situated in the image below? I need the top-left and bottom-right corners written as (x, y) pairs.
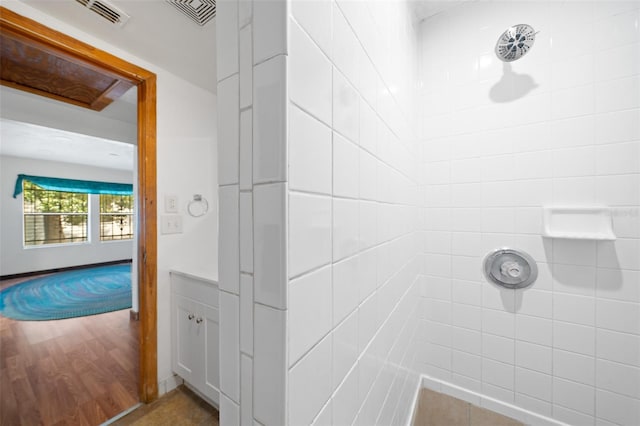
top-left (75, 0), bottom-right (131, 27)
top-left (166, 0), bottom-right (216, 26)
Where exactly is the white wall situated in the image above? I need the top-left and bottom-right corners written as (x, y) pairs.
top-left (216, 0), bottom-right (423, 424)
top-left (0, 155), bottom-right (133, 275)
top-left (1, 0), bottom-right (218, 394)
top-left (418, 2), bottom-right (640, 425)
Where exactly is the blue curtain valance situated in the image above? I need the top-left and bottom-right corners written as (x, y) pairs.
top-left (13, 174), bottom-right (133, 198)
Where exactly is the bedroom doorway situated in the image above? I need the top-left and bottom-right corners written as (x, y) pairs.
top-left (0, 5), bottom-right (158, 411)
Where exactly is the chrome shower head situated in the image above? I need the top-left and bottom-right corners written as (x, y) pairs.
top-left (495, 24), bottom-right (537, 62)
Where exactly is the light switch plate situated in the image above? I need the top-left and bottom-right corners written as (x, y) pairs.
top-left (161, 215), bottom-right (183, 234)
top-left (165, 195), bottom-right (179, 213)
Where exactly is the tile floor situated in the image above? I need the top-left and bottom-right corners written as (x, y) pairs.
top-left (111, 385), bottom-right (219, 426)
top-left (414, 388), bottom-right (523, 426)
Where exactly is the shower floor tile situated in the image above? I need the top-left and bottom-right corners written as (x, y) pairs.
top-left (414, 388), bottom-right (524, 426)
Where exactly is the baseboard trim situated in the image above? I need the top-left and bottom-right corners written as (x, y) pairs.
top-left (414, 375), bottom-right (568, 426)
top-left (158, 374), bottom-right (183, 397)
top-left (1, 259), bottom-right (133, 281)
top-left (130, 310), bottom-right (140, 321)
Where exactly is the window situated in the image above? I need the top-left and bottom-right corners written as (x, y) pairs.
top-left (100, 194), bottom-right (134, 241)
top-left (23, 181), bottom-right (88, 246)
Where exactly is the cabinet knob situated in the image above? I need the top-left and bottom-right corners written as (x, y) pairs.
top-left (196, 317), bottom-right (203, 324)
top-left (188, 313), bottom-right (195, 320)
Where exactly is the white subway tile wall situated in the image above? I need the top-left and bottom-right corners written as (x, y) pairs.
top-left (219, 0), bottom-right (639, 424)
top-left (418, 2), bottom-right (640, 426)
top-left (289, 1), bottom-right (422, 425)
top-left (218, 0), bottom-right (287, 423)
top-left (218, 0), bottom-right (422, 424)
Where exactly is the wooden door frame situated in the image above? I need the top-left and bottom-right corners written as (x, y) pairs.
top-left (0, 7), bottom-right (158, 402)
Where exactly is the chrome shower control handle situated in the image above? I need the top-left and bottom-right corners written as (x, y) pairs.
top-left (196, 317), bottom-right (203, 324)
top-left (188, 313), bottom-right (195, 320)
top-left (483, 248), bottom-right (537, 289)
top-left (501, 261), bottom-right (522, 278)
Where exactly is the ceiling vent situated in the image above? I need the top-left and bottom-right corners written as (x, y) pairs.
top-left (75, 0), bottom-right (131, 27)
top-left (166, 0), bottom-right (216, 26)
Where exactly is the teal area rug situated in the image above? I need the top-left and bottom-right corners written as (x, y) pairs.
top-left (0, 264), bottom-right (131, 321)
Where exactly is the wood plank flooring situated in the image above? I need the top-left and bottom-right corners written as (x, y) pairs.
top-left (1, 276), bottom-right (139, 426)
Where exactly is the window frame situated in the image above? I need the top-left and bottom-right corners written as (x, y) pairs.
top-left (22, 181), bottom-right (90, 247)
top-left (99, 193), bottom-right (135, 242)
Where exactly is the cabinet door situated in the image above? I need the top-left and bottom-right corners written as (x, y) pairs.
top-left (172, 295), bottom-right (201, 382)
top-left (199, 304), bottom-right (220, 404)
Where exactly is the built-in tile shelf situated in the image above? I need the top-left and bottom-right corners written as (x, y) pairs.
top-left (543, 206), bottom-right (616, 240)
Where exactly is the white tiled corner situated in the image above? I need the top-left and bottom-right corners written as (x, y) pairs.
top-left (289, 265), bottom-right (332, 365)
top-left (254, 303), bottom-right (287, 426)
top-left (219, 185), bottom-right (240, 294)
top-left (220, 290), bottom-right (240, 402)
top-left (253, 183), bottom-right (287, 309)
top-left (218, 75), bottom-right (240, 186)
top-left (253, 55), bottom-right (287, 184)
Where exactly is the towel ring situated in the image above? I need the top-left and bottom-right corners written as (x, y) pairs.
top-left (187, 194), bottom-right (209, 217)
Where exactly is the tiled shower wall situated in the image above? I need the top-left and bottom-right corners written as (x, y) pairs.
top-left (417, 2), bottom-right (640, 425)
top-left (287, 1), bottom-right (421, 425)
top-left (217, 0), bottom-right (423, 425)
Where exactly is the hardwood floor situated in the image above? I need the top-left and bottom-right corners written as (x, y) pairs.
top-left (1, 276), bottom-right (139, 426)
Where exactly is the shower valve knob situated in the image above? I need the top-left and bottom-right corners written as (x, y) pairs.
top-left (501, 261), bottom-right (522, 278)
top-left (188, 313), bottom-right (195, 320)
top-left (483, 248), bottom-right (538, 289)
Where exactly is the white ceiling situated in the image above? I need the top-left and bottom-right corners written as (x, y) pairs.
top-left (3, 0), bottom-right (466, 171)
top-left (23, 0), bottom-right (218, 93)
top-left (18, 0), bottom-right (470, 93)
top-left (410, 0), bottom-right (472, 22)
top-left (0, 118), bottom-right (135, 170)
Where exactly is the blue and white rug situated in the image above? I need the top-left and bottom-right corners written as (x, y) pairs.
top-left (0, 264), bottom-right (132, 321)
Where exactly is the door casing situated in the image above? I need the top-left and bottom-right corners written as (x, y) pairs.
top-left (0, 6), bottom-right (159, 402)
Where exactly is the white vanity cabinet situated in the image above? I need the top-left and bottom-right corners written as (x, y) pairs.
top-left (170, 270), bottom-right (219, 406)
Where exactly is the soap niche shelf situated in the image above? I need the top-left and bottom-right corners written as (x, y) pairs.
top-left (543, 206), bottom-right (616, 241)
